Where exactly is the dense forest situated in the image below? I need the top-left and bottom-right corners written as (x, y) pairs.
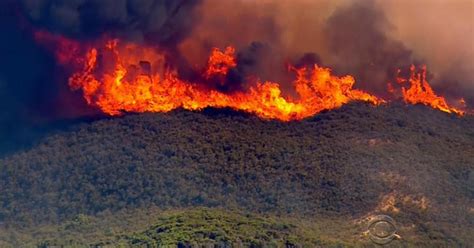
top-left (0, 102), bottom-right (473, 247)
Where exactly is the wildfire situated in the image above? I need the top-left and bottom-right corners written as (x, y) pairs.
top-left (35, 32), bottom-right (467, 121)
top-left (397, 66), bottom-right (464, 115)
top-left (205, 47), bottom-right (237, 79)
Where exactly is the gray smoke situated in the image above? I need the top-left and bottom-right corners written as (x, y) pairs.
top-left (179, 0), bottom-right (473, 105)
top-left (323, 0), bottom-right (415, 97)
top-left (19, 0), bottom-right (201, 45)
top-left (0, 0), bottom-right (202, 154)
top-left (0, 0), bottom-right (472, 155)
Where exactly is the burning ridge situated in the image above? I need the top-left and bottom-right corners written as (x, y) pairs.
top-left (35, 31), bottom-right (467, 121)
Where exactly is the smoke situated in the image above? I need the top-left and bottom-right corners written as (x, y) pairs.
top-left (381, 0), bottom-right (474, 105)
top-left (19, 0), bottom-right (201, 45)
top-left (14, 0), bottom-right (473, 102)
top-left (0, 0), bottom-right (472, 154)
top-left (323, 1), bottom-right (414, 96)
top-left (0, 0), bottom-right (203, 154)
top-left (178, 0), bottom-right (473, 104)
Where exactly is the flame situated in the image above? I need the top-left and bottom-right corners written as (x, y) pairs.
top-left (397, 65), bottom-right (464, 115)
top-left (204, 47), bottom-right (237, 79)
top-left (35, 32), bottom-right (467, 120)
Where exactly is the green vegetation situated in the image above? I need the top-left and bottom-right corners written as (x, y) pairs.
top-left (3, 207), bottom-right (469, 247)
top-left (116, 209), bottom-right (337, 247)
top-left (0, 207), bottom-right (445, 247)
top-left (0, 102), bottom-right (473, 246)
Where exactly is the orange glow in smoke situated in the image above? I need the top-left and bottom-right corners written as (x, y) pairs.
top-left (35, 32), bottom-right (466, 120)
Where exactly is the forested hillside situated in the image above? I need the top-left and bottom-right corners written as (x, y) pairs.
top-left (0, 102), bottom-right (472, 246)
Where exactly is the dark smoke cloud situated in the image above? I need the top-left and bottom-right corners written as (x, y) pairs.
top-left (180, 0), bottom-right (472, 105)
top-left (323, 0), bottom-right (415, 96)
top-left (0, 0), bottom-right (202, 154)
top-left (19, 0), bottom-right (201, 45)
top-left (199, 42), bottom-right (274, 92)
top-left (0, 1), bottom-right (58, 153)
top-left (0, 0), bottom-right (472, 155)
top-left (220, 44), bottom-right (322, 93)
top-left (225, 42), bottom-right (293, 92)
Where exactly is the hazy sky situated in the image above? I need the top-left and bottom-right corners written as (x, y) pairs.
top-left (382, 0), bottom-right (473, 84)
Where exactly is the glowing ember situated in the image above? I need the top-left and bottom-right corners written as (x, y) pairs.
top-left (35, 32), bottom-right (467, 120)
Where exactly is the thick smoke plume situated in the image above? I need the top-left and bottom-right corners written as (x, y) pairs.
top-left (178, 0), bottom-right (472, 103)
top-left (19, 0), bottom-right (201, 45)
top-left (13, 0), bottom-right (474, 103)
top-left (0, 0), bottom-right (202, 153)
top-left (323, 1), bottom-right (414, 97)
top-left (0, 0), bottom-right (472, 154)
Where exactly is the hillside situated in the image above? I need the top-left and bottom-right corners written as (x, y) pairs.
top-left (0, 102), bottom-right (473, 246)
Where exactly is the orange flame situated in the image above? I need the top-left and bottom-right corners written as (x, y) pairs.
top-left (35, 32), bottom-right (467, 120)
top-left (397, 65), bottom-right (464, 115)
top-left (204, 47), bottom-right (237, 79)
